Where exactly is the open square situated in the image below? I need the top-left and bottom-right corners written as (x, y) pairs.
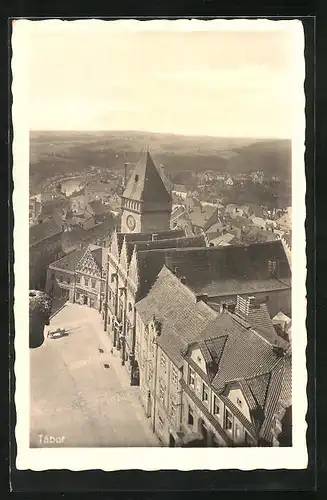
top-left (30, 303), bottom-right (160, 447)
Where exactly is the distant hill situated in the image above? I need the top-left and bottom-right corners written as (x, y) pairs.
top-left (29, 130), bottom-right (292, 193)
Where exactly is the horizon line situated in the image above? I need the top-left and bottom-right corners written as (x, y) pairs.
top-left (29, 129), bottom-right (291, 141)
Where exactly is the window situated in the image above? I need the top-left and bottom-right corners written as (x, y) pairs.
top-left (159, 381), bottom-right (165, 404)
top-left (76, 293), bottom-right (80, 300)
top-left (91, 279), bottom-right (96, 289)
top-left (111, 274), bottom-right (115, 283)
top-left (84, 278), bottom-right (89, 287)
top-left (109, 290), bottom-right (112, 300)
top-left (236, 397), bottom-right (242, 408)
top-left (67, 277), bottom-right (71, 285)
top-left (76, 275), bottom-right (81, 284)
top-left (213, 396), bottom-right (220, 417)
top-left (171, 367), bottom-right (178, 385)
top-left (268, 259), bottom-right (277, 276)
top-left (160, 353), bottom-right (167, 372)
top-left (188, 405), bottom-right (194, 426)
top-left (128, 302), bottom-right (133, 313)
top-left (59, 275), bottom-right (63, 283)
top-left (197, 355), bottom-right (202, 364)
top-left (188, 366), bottom-right (195, 388)
top-left (225, 409), bottom-right (233, 431)
top-left (202, 383), bottom-right (209, 404)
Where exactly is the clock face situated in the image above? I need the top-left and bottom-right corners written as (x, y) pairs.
top-left (126, 214), bottom-right (136, 231)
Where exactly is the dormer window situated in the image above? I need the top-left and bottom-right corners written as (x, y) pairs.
top-left (135, 174), bottom-right (139, 182)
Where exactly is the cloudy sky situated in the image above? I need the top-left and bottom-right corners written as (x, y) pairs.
top-left (21, 20), bottom-right (303, 138)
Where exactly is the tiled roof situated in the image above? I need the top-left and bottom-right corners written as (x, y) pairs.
top-left (184, 196), bottom-right (202, 209)
top-left (121, 228), bottom-right (186, 244)
top-left (135, 266), bottom-right (217, 367)
top-left (130, 234), bottom-right (206, 253)
top-left (244, 372), bottom-right (272, 409)
top-left (183, 312), bottom-right (291, 444)
top-left (29, 218), bottom-right (63, 246)
top-left (210, 233), bottom-right (236, 247)
top-left (259, 357), bottom-right (288, 442)
top-left (188, 206), bottom-right (219, 230)
top-left (149, 240), bottom-right (291, 296)
top-left (243, 227), bottom-right (279, 243)
top-left (87, 200), bottom-right (110, 215)
top-left (61, 217), bottom-right (117, 251)
top-left (90, 246), bottom-right (103, 269)
top-left (235, 303), bottom-right (288, 347)
top-left (122, 150), bottom-right (171, 203)
top-left (190, 312), bottom-right (283, 393)
top-left (49, 248), bottom-right (85, 272)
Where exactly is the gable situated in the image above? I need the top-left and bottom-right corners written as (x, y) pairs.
top-left (76, 247), bottom-right (101, 277)
top-left (128, 248), bottom-right (139, 288)
top-left (110, 231), bottom-right (120, 263)
top-left (225, 386), bottom-right (252, 422)
top-left (119, 239), bottom-right (129, 274)
top-left (190, 347), bottom-right (208, 375)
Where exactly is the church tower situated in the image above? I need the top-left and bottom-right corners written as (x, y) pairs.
top-left (121, 150), bottom-right (172, 234)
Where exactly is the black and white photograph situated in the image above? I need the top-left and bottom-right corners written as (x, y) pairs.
top-left (13, 19), bottom-right (307, 470)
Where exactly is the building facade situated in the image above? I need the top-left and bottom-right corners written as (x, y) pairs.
top-left (74, 245), bottom-right (108, 311)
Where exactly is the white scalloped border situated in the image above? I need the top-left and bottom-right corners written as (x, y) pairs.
top-left (12, 18), bottom-right (307, 471)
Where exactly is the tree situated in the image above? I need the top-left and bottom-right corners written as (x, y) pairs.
top-left (29, 290), bottom-right (52, 349)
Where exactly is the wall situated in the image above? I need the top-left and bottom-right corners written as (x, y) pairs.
top-left (29, 234), bottom-right (63, 290)
top-left (46, 267), bottom-right (75, 301)
top-left (75, 271), bottom-right (101, 309)
top-left (121, 209), bottom-right (171, 235)
top-left (180, 357), bottom-right (257, 447)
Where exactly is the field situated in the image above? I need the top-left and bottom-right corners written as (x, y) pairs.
top-left (30, 130), bottom-right (292, 199)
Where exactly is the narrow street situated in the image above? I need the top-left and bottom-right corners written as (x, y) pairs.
top-left (30, 303), bottom-right (160, 447)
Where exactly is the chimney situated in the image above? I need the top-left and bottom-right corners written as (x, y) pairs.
top-left (173, 266), bottom-right (179, 277)
top-left (196, 293), bottom-right (208, 303)
top-left (236, 295), bottom-right (256, 315)
top-left (152, 233), bottom-right (158, 241)
top-left (180, 276), bottom-right (187, 285)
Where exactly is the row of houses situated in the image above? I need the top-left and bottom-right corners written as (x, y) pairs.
top-left (45, 149), bottom-right (292, 447)
top-left (46, 235), bottom-right (292, 448)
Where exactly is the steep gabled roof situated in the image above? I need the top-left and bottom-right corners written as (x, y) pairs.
top-left (29, 218), bottom-right (63, 246)
top-left (122, 151), bottom-right (171, 203)
top-left (135, 266), bottom-right (217, 367)
top-left (49, 248), bottom-right (85, 272)
top-left (186, 312), bottom-right (282, 393)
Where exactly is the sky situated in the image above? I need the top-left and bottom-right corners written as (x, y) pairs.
top-left (20, 20), bottom-right (304, 138)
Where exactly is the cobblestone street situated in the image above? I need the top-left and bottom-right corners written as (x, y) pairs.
top-left (30, 303), bottom-right (160, 447)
